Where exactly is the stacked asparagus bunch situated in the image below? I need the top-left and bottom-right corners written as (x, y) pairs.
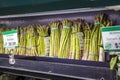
top-left (88, 13), bottom-right (113, 61)
top-left (0, 13), bottom-right (113, 62)
top-left (50, 21), bottom-right (61, 57)
top-left (82, 23), bottom-right (92, 60)
top-left (18, 27), bottom-right (27, 55)
top-left (26, 25), bottom-right (38, 56)
top-left (58, 20), bottom-right (72, 58)
top-left (69, 20), bottom-right (83, 60)
top-left (0, 24), bottom-right (5, 54)
top-left (37, 25), bottom-right (49, 56)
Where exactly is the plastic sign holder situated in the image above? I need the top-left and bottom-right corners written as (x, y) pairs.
top-left (101, 26), bottom-right (120, 53)
top-left (2, 30), bottom-right (18, 65)
top-left (101, 26), bottom-right (120, 71)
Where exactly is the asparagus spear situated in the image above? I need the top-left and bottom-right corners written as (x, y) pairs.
top-left (88, 13), bottom-right (112, 61)
top-left (82, 23), bottom-right (92, 60)
top-left (58, 20), bottom-right (72, 58)
top-left (70, 19), bottom-right (83, 60)
top-left (50, 21), bottom-right (61, 57)
top-left (75, 20), bottom-right (84, 60)
top-left (0, 25), bottom-right (5, 54)
top-left (37, 25), bottom-right (49, 56)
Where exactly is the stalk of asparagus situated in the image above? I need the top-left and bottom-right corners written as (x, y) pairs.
top-left (0, 25), bottom-right (5, 54)
top-left (98, 14), bottom-right (113, 62)
top-left (82, 23), bottom-right (92, 60)
top-left (69, 23), bottom-right (76, 59)
top-left (75, 20), bottom-right (83, 60)
top-left (50, 21), bottom-right (61, 57)
top-left (88, 14), bottom-right (103, 61)
top-left (99, 20), bottom-right (113, 62)
top-left (18, 27), bottom-right (23, 55)
top-left (88, 24), bottom-right (99, 61)
top-left (29, 25), bottom-right (38, 56)
top-left (58, 20), bottom-right (72, 58)
top-left (26, 25), bottom-right (32, 56)
top-left (37, 25), bottom-right (49, 56)
top-left (70, 20), bottom-right (83, 60)
top-left (37, 25), bottom-right (44, 56)
top-left (18, 27), bottom-right (27, 56)
top-left (88, 13), bottom-right (112, 61)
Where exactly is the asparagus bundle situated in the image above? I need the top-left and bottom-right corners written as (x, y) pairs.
top-left (0, 25), bottom-right (5, 54)
top-left (75, 22), bottom-right (83, 60)
top-left (97, 15), bottom-right (113, 62)
top-left (31, 25), bottom-right (39, 56)
top-left (18, 27), bottom-right (27, 55)
top-left (69, 24), bottom-right (76, 59)
top-left (26, 25), bottom-right (32, 56)
top-left (50, 21), bottom-right (61, 57)
top-left (70, 20), bottom-right (83, 60)
top-left (37, 25), bottom-right (49, 56)
top-left (58, 20), bottom-right (72, 58)
top-left (88, 13), bottom-right (112, 61)
top-left (27, 25), bottom-right (38, 56)
top-left (88, 14), bottom-right (103, 61)
top-left (82, 23), bottom-right (92, 60)
top-left (88, 24), bottom-right (99, 61)
top-left (99, 19), bottom-right (113, 62)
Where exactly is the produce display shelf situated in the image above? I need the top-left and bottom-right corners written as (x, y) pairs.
top-left (0, 54), bottom-right (116, 80)
top-left (0, 8), bottom-right (119, 80)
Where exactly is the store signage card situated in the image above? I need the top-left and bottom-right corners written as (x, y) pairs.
top-left (2, 30), bottom-right (18, 49)
top-left (101, 26), bottom-right (120, 52)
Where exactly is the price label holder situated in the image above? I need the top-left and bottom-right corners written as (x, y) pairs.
top-left (101, 26), bottom-right (120, 52)
top-left (44, 36), bottom-right (50, 56)
top-left (76, 32), bottom-right (84, 50)
top-left (2, 30), bottom-right (18, 65)
top-left (101, 26), bottom-right (120, 70)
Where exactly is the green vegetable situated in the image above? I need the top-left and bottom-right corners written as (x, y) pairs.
top-left (58, 20), bottom-right (72, 58)
top-left (110, 56), bottom-right (118, 70)
top-left (50, 21), bottom-right (61, 57)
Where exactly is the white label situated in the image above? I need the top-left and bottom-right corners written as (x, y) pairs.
top-left (77, 32), bottom-right (84, 50)
top-left (2, 30), bottom-right (18, 49)
top-left (44, 37), bottom-right (50, 56)
top-left (102, 31), bottom-right (120, 50)
top-left (101, 26), bottom-right (120, 52)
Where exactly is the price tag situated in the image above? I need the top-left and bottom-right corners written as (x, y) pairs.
top-left (44, 36), bottom-right (50, 56)
top-left (77, 32), bottom-right (84, 50)
top-left (2, 30), bottom-right (18, 49)
top-left (101, 26), bottom-right (120, 52)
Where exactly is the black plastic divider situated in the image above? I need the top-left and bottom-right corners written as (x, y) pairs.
top-left (0, 54), bottom-right (110, 68)
top-left (0, 56), bottom-right (115, 80)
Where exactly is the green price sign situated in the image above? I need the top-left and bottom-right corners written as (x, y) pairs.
top-left (101, 26), bottom-right (120, 52)
top-left (2, 30), bottom-right (18, 49)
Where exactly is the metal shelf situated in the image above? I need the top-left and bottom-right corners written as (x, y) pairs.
top-left (0, 7), bottom-right (107, 19)
top-left (0, 54), bottom-right (116, 80)
top-left (0, 0), bottom-right (119, 16)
